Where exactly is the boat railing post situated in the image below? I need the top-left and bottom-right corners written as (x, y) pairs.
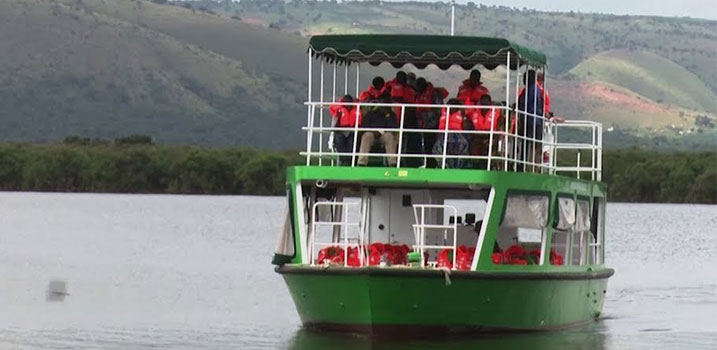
top-left (451, 206), bottom-right (457, 270)
top-left (576, 152), bottom-right (581, 179)
top-left (351, 99), bottom-right (360, 167)
top-left (487, 107), bottom-right (495, 171)
top-left (319, 60), bottom-right (325, 166)
top-left (513, 64), bottom-right (521, 172)
top-left (441, 107), bottom-right (451, 169)
top-left (343, 203), bottom-right (348, 267)
top-left (306, 48), bottom-right (313, 166)
top-left (591, 124), bottom-right (596, 181)
top-left (421, 206), bottom-right (426, 268)
top-left (504, 52), bottom-right (511, 172)
top-left (396, 104), bottom-right (406, 168)
top-left (597, 124), bottom-right (603, 181)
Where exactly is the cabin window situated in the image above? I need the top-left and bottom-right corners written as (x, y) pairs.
top-left (494, 192), bottom-right (549, 265)
top-left (570, 198), bottom-right (592, 265)
top-left (589, 197), bottom-right (605, 265)
top-left (550, 195), bottom-right (574, 265)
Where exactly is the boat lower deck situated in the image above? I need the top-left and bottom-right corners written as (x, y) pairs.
top-left (277, 265), bottom-right (614, 334)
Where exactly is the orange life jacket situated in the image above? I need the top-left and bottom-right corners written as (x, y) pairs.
top-left (438, 108), bottom-right (465, 130)
top-left (518, 83), bottom-right (551, 114)
top-left (457, 79), bottom-right (489, 102)
top-left (470, 107), bottom-right (502, 131)
top-left (329, 97), bottom-right (362, 127)
top-left (359, 85), bottom-right (385, 102)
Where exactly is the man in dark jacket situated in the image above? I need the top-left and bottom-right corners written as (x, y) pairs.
top-left (357, 98), bottom-right (398, 166)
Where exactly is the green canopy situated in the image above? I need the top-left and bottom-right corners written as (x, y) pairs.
top-left (309, 34), bottom-right (547, 70)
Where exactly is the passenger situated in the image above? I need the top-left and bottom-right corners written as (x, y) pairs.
top-left (359, 77), bottom-right (387, 102)
top-left (433, 98), bottom-right (471, 168)
top-left (537, 73), bottom-right (564, 123)
top-left (387, 71), bottom-right (416, 104)
top-left (357, 97), bottom-right (398, 167)
top-left (457, 69), bottom-right (490, 104)
top-left (517, 70), bottom-right (544, 170)
top-left (415, 78), bottom-right (449, 167)
top-left (406, 72), bottom-right (417, 90)
top-left (328, 95), bottom-right (362, 165)
top-left (468, 95), bottom-right (502, 167)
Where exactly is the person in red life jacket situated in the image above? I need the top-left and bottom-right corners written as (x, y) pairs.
top-left (357, 97), bottom-right (398, 167)
top-left (433, 98), bottom-right (472, 168)
top-left (415, 78), bottom-right (449, 167)
top-left (468, 95), bottom-right (503, 166)
top-left (536, 72), bottom-right (564, 123)
top-left (359, 77), bottom-right (387, 102)
top-left (457, 69), bottom-right (490, 104)
top-left (328, 95), bottom-right (362, 165)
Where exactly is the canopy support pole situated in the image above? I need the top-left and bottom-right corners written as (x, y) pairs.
top-left (503, 52), bottom-right (511, 171)
top-left (306, 48), bottom-right (313, 166)
top-left (450, 0), bottom-right (456, 36)
top-left (319, 59), bottom-right (325, 166)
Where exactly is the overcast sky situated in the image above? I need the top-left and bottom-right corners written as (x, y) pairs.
top-left (389, 0), bottom-right (717, 20)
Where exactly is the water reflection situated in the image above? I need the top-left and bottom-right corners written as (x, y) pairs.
top-left (288, 322), bottom-right (607, 350)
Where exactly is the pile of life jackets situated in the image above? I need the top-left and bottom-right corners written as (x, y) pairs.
top-left (316, 243), bottom-right (411, 267)
top-left (491, 245), bottom-right (564, 265)
top-left (436, 245), bottom-right (476, 271)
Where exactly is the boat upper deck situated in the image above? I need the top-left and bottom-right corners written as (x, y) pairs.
top-left (302, 35), bottom-right (603, 182)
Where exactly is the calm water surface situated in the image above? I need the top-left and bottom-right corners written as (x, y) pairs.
top-left (0, 193), bottom-right (715, 349)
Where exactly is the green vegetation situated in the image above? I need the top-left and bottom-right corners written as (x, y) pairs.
top-left (0, 139), bottom-right (713, 203)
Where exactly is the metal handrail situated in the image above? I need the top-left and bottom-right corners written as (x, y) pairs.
top-left (304, 100), bottom-right (602, 180)
top-left (411, 204), bottom-right (459, 269)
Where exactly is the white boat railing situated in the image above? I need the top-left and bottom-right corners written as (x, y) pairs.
top-left (412, 204), bottom-right (459, 269)
top-left (309, 201), bottom-right (365, 267)
top-left (301, 101), bottom-right (603, 181)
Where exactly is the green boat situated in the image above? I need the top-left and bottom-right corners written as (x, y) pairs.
top-left (273, 34), bottom-right (613, 334)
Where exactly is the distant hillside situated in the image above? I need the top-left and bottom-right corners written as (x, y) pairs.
top-left (569, 50), bottom-right (715, 113)
top-left (213, 0), bottom-right (716, 94)
top-left (0, 0), bottom-right (714, 148)
top-left (0, 0), bottom-right (307, 147)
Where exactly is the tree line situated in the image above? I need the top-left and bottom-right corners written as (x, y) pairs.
top-left (0, 137), bottom-right (713, 203)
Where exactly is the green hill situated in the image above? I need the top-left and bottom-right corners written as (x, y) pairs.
top-left (569, 50), bottom-right (716, 113)
top-left (0, 0), bottom-right (714, 148)
top-left (0, 0), bottom-right (307, 147)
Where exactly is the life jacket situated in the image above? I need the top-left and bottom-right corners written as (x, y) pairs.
top-left (455, 245), bottom-right (475, 271)
top-left (415, 84), bottom-right (449, 112)
top-left (329, 97), bottom-right (362, 127)
top-left (386, 79), bottom-right (416, 103)
top-left (317, 246), bottom-right (345, 265)
top-left (503, 244), bottom-right (527, 265)
top-left (438, 108), bottom-right (465, 130)
top-left (359, 85), bottom-right (385, 102)
top-left (470, 107), bottom-right (502, 131)
top-left (518, 83), bottom-right (551, 115)
top-left (457, 79), bottom-right (489, 102)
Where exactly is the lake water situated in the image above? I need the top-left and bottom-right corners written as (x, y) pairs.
top-left (0, 192), bottom-right (715, 349)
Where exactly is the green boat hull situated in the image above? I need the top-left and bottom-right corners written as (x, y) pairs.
top-left (278, 265), bottom-right (613, 334)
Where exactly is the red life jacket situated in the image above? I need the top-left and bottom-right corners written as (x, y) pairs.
top-left (470, 107), bottom-right (502, 131)
top-left (457, 80), bottom-right (489, 102)
top-left (518, 83), bottom-right (551, 115)
top-left (415, 84), bottom-right (449, 112)
top-left (438, 108), bottom-right (465, 130)
top-left (329, 97), bottom-right (362, 127)
top-left (359, 85), bottom-right (385, 102)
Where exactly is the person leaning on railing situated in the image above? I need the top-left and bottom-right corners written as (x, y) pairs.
top-left (328, 95), bottom-right (362, 166)
top-left (433, 98), bottom-right (472, 169)
top-left (357, 97), bottom-right (398, 167)
top-left (517, 70), bottom-right (544, 171)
